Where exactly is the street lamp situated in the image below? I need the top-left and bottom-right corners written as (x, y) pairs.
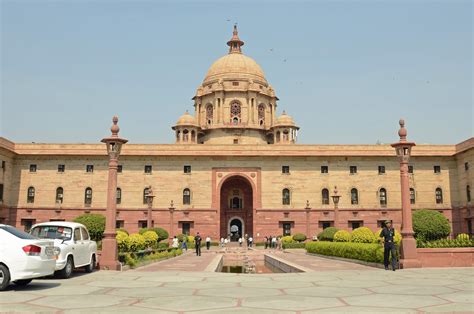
top-left (145, 186), bottom-right (155, 228)
top-left (100, 116), bottom-right (128, 270)
top-left (391, 119), bottom-right (421, 268)
top-left (331, 186), bottom-right (341, 228)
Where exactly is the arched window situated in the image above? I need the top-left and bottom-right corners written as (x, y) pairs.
top-left (435, 188), bottom-right (443, 204)
top-left (322, 188), bottom-right (329, 205)
top-left (116, 188), bottom-right (122, 205)
top-left (191, 130), bottom-right (196, 143)
top-left (276, 131), bottom-right (281, 143)
top-left (410, 188), bottom-right (416, 205)
top-left (283, 130), bottom-right (289, 141)
top-left (176, 130), bottom-right (180, 141)
top-left (183, 129), bottom-right (189, 142)
top-left (379, 188), bottom-right (387, 206)
top-left (230, 102), bottom-right (241, 124)
top-left (206, 104), bottom-right (213, 125)
top-left (183, 188), bottom-right (191, 205)
top-left (56, 187), bottom-right (64, 204)
top-left (351, 188), bottom-right (359, 205)
top-left (258, 104), bottom-right (265, 126)
top-left (84, 187), bottom-right (92, 205)
top-left (467, 185), bottom-right (471, 202)
top-left (282, 188), bottom-right (290, 205)
top-left (143, 187), bottom-right (150, 204)
top-left (27, 186), bottom-right (35, 203)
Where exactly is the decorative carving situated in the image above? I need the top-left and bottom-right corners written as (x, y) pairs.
top-left (250, 173), bottom-right (256, 178)
top-left (218, 173), bottom-right (223, 178)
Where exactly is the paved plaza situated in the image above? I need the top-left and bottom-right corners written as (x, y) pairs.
top-left (0, 250), bottom-right (473, 313)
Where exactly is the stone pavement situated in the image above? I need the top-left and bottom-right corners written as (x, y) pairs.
top-left (0, 263), bottom-right (472, 313)
top-left (137, 249), bottom-right (220, 272)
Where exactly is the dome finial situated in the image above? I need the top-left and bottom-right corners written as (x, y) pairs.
top-left (227, 24), bottom-right (244, 54)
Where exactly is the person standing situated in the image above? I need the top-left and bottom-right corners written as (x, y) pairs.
top-left (248, 235), bottom-right (253, 248)
top-left (264, 236), bottom-right (268, 249)
top-left (181, 237), bottom-right (188, 251)
top-left (206, 236), bottom-right (211, 250)
top-left (195, 232), bottom-right (202, 256)
top-left (172, 236), bottom-right (179, 249)
top-left (379, 220), bottom-right (397, 271)
top-left (238, 237), bottom-right (243, 247)
top-left (220, 237), bottom-right (224, 248)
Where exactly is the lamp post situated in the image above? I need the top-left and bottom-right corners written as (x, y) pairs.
top-left (100, 116), bottom-right (128, 270)
top-left (145, 186), bottom-right (155, 228)
top-left (391, 119), bottom-right (421, 268)
top-left (169, 200), bottom-right (175, 244)
top-left (305, 200), bottom-right (311, 238)
top-left (331, 186), bottom-right (341, 229)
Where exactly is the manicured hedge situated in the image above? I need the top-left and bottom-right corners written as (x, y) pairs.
top-left (139, 227), bottom-right (169, 242)
top-left (318, 227), bottom-right (339, 241)
top-left (73, 214), bottom-right (105, 241)
top-left (413, 209), bottom-right (451, 241)
top-left (281, 236), bottom-right (295, 244)
top-left (306, 241), bottom-right (384, 264)
top-left (282, 242), bottom-right (306, 249)
top-left (333, 230), bottom-right (351, 242)
top-left (351, 227), bottom-right (377, 243)
top-left (292, 233), bottom-right (307, 242)
top-left (417, 238), bottom-right (474, 248)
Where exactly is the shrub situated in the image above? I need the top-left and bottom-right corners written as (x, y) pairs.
top-left (116, 231), bottom-right (129, 253)
top-left (157, 242), bottom-right (169, 251)
top-left (417, 238), bottom-right (474, 248)
top-left (177, 233), bottom-right (186, 242)
top-left (73, 214), bottom-right (105, 241)
top-left (306, 241), bottom-right (384, 263)
top-left (333, 230), bottom-right (351, 242)
top-left (292, 233), bottom-right (307, 242)
top-left (124, 253), bottom-right (137, 267)
top-left (143, 231), bottom-right (158, 248)
top-left (351, 227), bottom-right (377, 243)
top-left (282, 242), bottom-right (306, 249)
top-left (456, 233), bottom-right (470, 241)
top-left (374, 229), bottom-right (402, 245)
top-left (318, 227), bottom-right (339, 241)
top-left (139, 227), bottom-right (169, 242)
top-left (413, 209), bottom-right (451, 241)
top-left (281, 236), bottom-right (295, 244)
top-left (117, 228), bottom-right (129, 235)
top-left (187, 235), bottom-right (195, 244)
top-left (127, 233), bottom-right (146, 252)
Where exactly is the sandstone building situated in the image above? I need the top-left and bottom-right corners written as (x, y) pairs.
top-left (1, 27), bottom-right (472, 241)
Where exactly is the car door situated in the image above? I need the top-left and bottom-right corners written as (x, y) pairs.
top-left (73, 227), bottom-right (86, 266)
top-left (80, 227), bottom-right (92, 264)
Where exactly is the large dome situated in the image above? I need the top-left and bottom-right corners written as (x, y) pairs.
top-left (203, 53), bottom-right (267, 84)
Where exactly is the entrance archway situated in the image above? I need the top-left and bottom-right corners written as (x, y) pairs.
top-left (220, 175), bottom-right (253, 240)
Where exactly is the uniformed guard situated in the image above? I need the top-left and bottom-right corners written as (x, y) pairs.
top-left (379, 220), bottom-right (397, 271)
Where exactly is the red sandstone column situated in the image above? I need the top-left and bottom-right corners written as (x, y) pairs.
top-left (391, 119), bottom-right (421, 268)
top-left (146, 187), bottom-right (154, 228)
top-left (331, 187), bottom-right (341, 229)
top-left (101, 116), bottom-right (127, 270)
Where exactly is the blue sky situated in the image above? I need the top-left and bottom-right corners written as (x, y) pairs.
top-left (1, 0), bottom-right (472, 144)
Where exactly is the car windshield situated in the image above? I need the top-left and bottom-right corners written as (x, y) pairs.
top-left (30, 225), bottom-right (72, 241)
top-left (0, 225), bottom-right (38, 239)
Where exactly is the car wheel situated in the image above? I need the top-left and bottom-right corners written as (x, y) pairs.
top-left (85, 255), bottom-right (95, 273)
top-left (56, 256), bottom-right (74, 279)
top-left (0, 264), bottom-right (11, 291)
top-left (13, 279), bottom-right (32, 286)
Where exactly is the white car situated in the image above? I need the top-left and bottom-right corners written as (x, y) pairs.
top-left (0, 224), bottom-right (56, 291)
top-left (30, 222), bottom-right (97, 279)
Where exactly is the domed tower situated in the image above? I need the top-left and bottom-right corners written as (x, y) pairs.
top-left (271, 111), bottom-right (299, 144)
top-left (172, 111), bottom-right (201, 144)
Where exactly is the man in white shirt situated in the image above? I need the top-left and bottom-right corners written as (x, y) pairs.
top-left (206, 236), bottom-right (211, 250)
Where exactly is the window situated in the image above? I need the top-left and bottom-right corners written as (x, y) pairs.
top-left (116, 188), bottom-right (122, 204)
top-left (144, 165), bottom-right (152, 174)
top-left (182, 222), bottom-right (191, 235)
top-left (408, 165), bottom-right (414, 174)
top-left (351, 188), bottom-right (359, 205)
top-left (184, 165), bottom-right (191, 174)
top-left (350, 166), bottom-right (357, 174)
top-left (435, 188), bottom-right (443, 204)
top-left (233, 139), bottom-right (239, 144)
top-left (379, 188), bottom-right (387, 206)
top-left (20, 219), bottom-right (36, 232)
top-left (230, 102), bottom-right (241, 124)
top-left (321, 166), bottom-right (328, 174)
top-left (143, 187), bottom-right (150, 204)
top-left (465, 162), bottom-right (469, 171)
top-left (74, 228), bottom-right (81, 242)
top-left (117, 165), bottom-right (123, 173)
top-left (230, 196), bottom-right (243, 209)
top-left (282, 188), bottom-right (290, 205)
top-left (351, 221), bottom-right (362, 230)
top-left (81, 228), bottom-right (90, 241)
top-left (467, 185), bottom-right (471, 202)
top-left (27, 186), bottom-right (35, 203)
top-left (183, 188), bottom-right (191, 205)
top-left (84, 187), bottom-right (92, 205)
top-left (86, 165), bottom-right (94, 173)
top-left (282, 166), bottom-right (290, 174)
top-left (58, 164), bottom-right (65, 173)
top-left (138, 221), bottom-right (148, 229)
top-left (410, 188), bottom-right (416, 205)
top-left (282, 223), bottom-right (291, 236)
top-left (0, 184), bottom-right (3, 202)
top-left (1, 160), bottom-right (5, 170)
top-left (116, 220), bottom-right (124, 229)
top-left (56, 187), bottom-right (64, 204)
top-left (29, 164), bottom-right (37, 172)
top-left (378, 166), bottom-right (385, 174)
top-left (206, 104), bottom-right (213, 125)
top-left (258, 104), bottom-right (265, 125)
top-left (321, 221), bottom-right (331, 230)
top-left (232, 81), bottom-right (239, 86)
top-left (434, 165), bottom-right (441, 174)
top-left (322, 188), bottom-right (329, 205)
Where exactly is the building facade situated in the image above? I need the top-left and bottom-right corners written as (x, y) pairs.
top-left (1, 27), bottom-right (473, 241)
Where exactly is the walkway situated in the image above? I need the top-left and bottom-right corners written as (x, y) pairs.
top-left (137, 249), bottom-right (220, 272)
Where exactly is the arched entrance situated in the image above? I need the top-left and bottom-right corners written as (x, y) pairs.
top-left (220, 176), bottom-right (253, 241)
